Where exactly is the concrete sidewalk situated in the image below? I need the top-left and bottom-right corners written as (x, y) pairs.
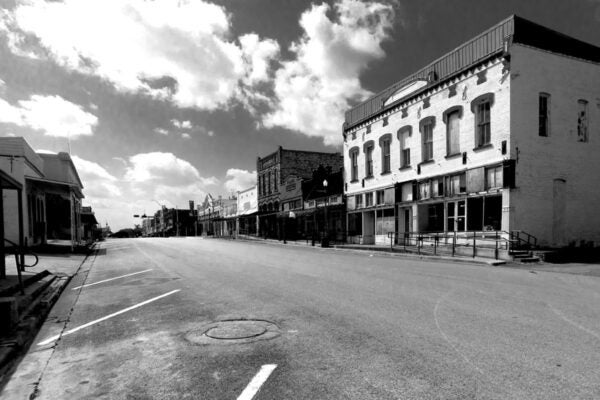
top-left (0, 247), bottom-right (92, 388)
top-left (220, 235), bottom-right (507, 266)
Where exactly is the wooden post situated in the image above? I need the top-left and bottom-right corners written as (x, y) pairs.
top-left (17, 189), bottom-right (24, 293)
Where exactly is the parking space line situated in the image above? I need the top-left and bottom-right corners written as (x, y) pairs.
top-left (38, 289), bottom-right (181, 346)
top-left (237, 364), bottom-right (277, 400)
top-left (72, 269), bottom-right (153, 290)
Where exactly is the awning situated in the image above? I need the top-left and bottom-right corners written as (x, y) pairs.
top-left (0, 169), bottom-right (22, 190)
top-left (81, 213), bottom-right (98, 225)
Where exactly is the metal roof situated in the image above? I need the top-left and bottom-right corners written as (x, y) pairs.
top-left (344, 15), bottom-right (600, 131)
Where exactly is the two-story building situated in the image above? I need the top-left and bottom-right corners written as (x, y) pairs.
top-left (257, 146), bottom-right (342, 239)
top-left (343, 15), bottom-right (600, 247)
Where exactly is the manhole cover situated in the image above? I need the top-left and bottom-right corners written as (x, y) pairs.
top-left (185, 319), bottom-right (280, 345)
top-left (206, 321), bottom-right (267, 340)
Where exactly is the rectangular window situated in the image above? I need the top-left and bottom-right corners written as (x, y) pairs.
top-left (365, 145), bottom-right (374, 178)
top-left (447, 174), bottom-right (467, 196)
top-left (376, 190), bottom-right (385, 204)
top-left (355, 194), bottom-right (363, 208)
top-left (539, 93), bottom-right (550, 137)
top-left (432, 178), bottom-right (444, 197)
top-left (578, 99), bottom-right (588, 142)
top-left (419, 181), bottom-right (430, 200)
top-left (447, 110), bottom-right (461, 155)
top-left (365, 192), bottom-right (374, 207)
top-left (476, 101), bottom-right (491, 146)
top-left (382, 139), bottom-right (391, 173)
top-left (486, 166), bottom-right (503, 189)
top-left (350, 150), bottom-right (358, 181)
top-left (267, 172), bottom-right (271, 194)
top-left (422, 122), bottom-right (433, 161)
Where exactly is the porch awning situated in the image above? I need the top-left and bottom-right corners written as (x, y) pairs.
top-left (0, 169), bottom-right (22, 190)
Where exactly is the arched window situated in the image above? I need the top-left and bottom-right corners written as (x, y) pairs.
top-left (471, 93), bottom-right (494, 148)
top-left (378, 134), bottom-right (392, 174)
top-left (397, 125), bottom-right (412, 168)
top-left (419, 116), bottom-right (436, 162)
top-left (363, 140), bottom-right (375, 178)
top-left (443, 106), bottom-right (463, 156)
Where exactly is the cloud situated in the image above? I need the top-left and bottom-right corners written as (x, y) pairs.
top-left (71, 152), bottom-right (219, 230)
top-left (181, 133), bottom-right (191, 139)
top-left (171, 119), bottom-right (192, 129)
top-left (0, 95), bottom-right (98, 138)
top-left (224, 168), bottom-right (256, 193)
top-left (261, 0), bottom-right (395, 145)
top-left (71, 155), bottom-right (121, 198)
top-left (154, 128), bottom-right (169, 135)
top-left (4, 0), bottom-right (279, 110)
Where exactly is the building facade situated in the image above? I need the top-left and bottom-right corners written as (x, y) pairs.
top-left (343, 15), bottom-right (600, 247)
top-left (257, 146), bottom-right (343, 238)
top-left (1, 138), bottom-right (85, 248)
top-left (236, 185), bottom-right (258, 237)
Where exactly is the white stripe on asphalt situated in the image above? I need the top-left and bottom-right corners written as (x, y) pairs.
top-left (237, 364), bottom-right (277, 400)
top-left (38, 289), bottom-right (181, 346)
top-left (72, 269), bottom-right (153, 290)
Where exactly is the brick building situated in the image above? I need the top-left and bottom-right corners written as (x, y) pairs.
top-left (343, 15), bottom-right (600, 248)
top-left (257, 146), bottom-right (342, 238)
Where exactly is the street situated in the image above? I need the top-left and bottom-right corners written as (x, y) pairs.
top-left (3, 238), bottom-right (600, 399)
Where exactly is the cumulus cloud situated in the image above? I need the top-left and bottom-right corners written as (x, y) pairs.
top-left (72, 155), bottom-right (121, 198)
top-left (70, 152), bottom-right (219, 230)
top-left (261, 0), bottom-right (395, 145)
top-left (224, 168), bottom-right (256, 193)
top-left (0, 95), bottom-right (98, 138)
top-left (154, 128), bottom-right (169, 136)
top-left (4, 0), bottom-right (279, 110)
top-left (181, 133), bottom-right (191, 139)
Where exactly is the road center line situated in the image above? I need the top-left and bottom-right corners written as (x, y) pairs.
top-left (72, 269), bottom-right (153, 290)
top-left (237, 364), bottom-right (277, 400)
top-left (38, 289), bottom-right (181, 346)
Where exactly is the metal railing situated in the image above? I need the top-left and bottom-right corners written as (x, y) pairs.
top-left (387, 231), bottom-right (516, 260)
top-left (4, 238), bottom-right (39, 270)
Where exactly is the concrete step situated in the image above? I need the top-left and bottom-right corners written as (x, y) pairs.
top-left (519, 257), bottom-right (541, 263)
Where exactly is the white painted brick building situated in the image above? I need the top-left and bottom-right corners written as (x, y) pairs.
top-left (343, 15), bottom-right (600, 247)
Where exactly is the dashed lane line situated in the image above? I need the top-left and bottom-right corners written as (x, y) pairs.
top-left (71, 269), bottom-right (153, 290)
top-left (37, 289), bottom-right (181, 346)
top-left (237, 364), bottom-right (278, 400)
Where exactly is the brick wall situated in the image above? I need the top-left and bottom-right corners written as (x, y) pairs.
top-left (510, 44), bottom-right (600, 246)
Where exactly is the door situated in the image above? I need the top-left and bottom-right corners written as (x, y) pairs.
top-left (447, 200), bottom-right (466, 231)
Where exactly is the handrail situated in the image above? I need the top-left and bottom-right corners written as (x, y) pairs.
top-left (3, 238), bottom-right (39, 268)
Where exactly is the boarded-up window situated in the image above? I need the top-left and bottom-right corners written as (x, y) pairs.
top-left (384, 187), bottom-right (395, 204)
top-left (467, 167), bottom-right (485, 193)
top-left (446, 110), bottom-right (461, 155)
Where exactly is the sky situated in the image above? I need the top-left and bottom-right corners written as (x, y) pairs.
top-left (0, 0), bottom-right (599, 231)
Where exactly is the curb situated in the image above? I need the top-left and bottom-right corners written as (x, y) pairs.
top-left (219, 236), bottom-right (506, 266)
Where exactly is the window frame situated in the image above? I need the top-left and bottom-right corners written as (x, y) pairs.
top-left (379, 133), bottom-right (392, 174)
top-left (419, 116), bottom-right (436, 162)
top-left (578, 99), bottom-right (589, 142)
top-left (349, 146), bottom-right (359, 182)
top-left (397, 125), bottom-right (412, 168)
top-left (471, 93), bottom-right (494, 148)
top-left (539, 93), bottom-right (550, 137)
top-left (443, 106), bottom-right (463, 156)
top-left (363, 140), bottom-right (375, 178)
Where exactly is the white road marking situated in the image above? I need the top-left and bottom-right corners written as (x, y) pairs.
top-left (72, 269), bottom-right (153, 290)
top-left (548, 303), bottom-right (600, 342)
top-left (38, 289), bottom-right (181, 346)
top-left (237, 364), bottom-right (277, 400)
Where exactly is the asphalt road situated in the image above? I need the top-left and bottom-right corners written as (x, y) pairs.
top-left (3, 237), bottom-right (600, 399)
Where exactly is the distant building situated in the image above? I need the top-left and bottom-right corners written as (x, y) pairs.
top-left (257, 146), bottom-right (343, 239)
top-left (342, 15), bottom-right (600, 247)
top-left (236, 185), bottom-right (258, 237)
